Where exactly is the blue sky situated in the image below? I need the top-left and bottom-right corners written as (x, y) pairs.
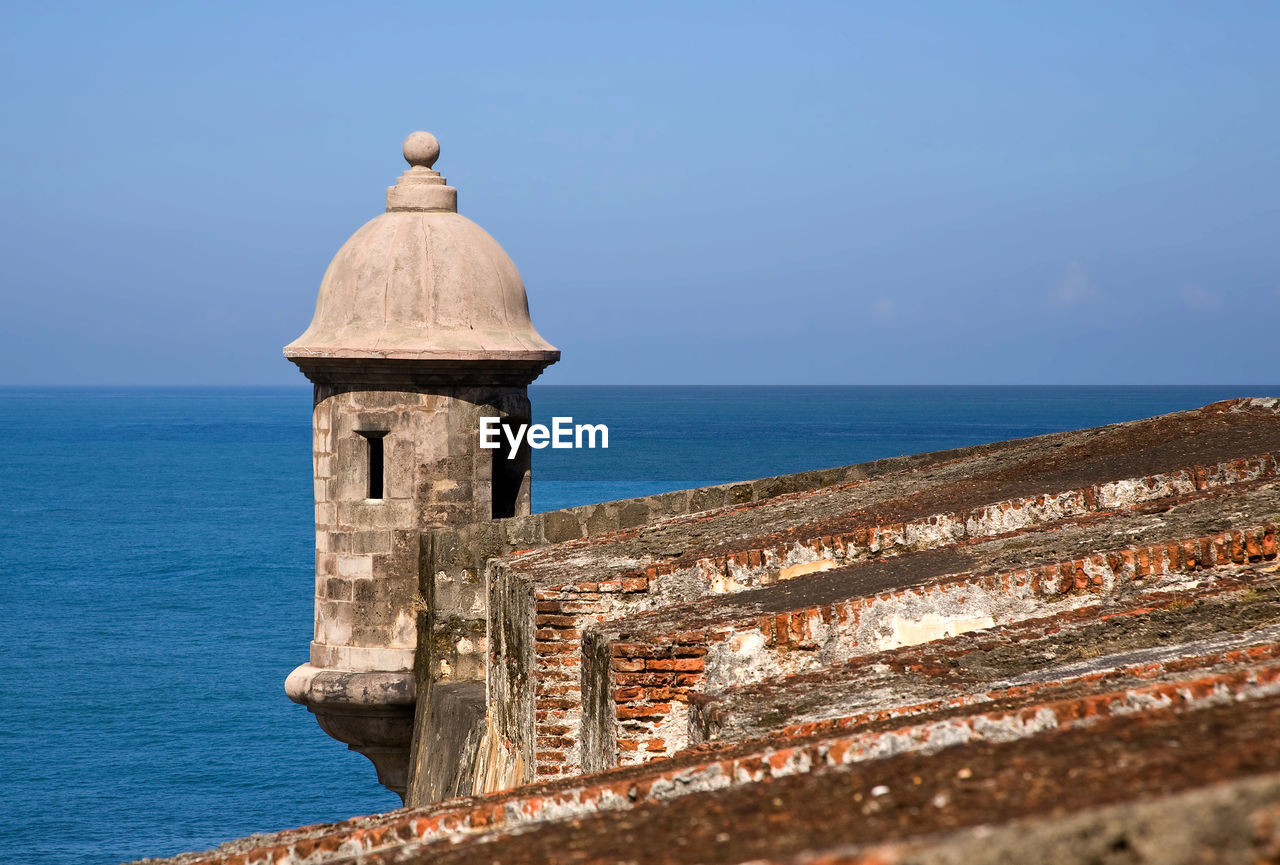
top-left (1, 1), bottom-right (1277, 385)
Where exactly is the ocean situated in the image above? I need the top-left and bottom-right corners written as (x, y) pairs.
top-left (2, 385), bottom-right (1275, 864)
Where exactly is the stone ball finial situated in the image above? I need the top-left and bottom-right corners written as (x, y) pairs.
top-left (403, 131), bottom-right (440, 169)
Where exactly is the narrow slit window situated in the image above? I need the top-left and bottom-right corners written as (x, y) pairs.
top-left (359, 432), bottom-right (387, 500)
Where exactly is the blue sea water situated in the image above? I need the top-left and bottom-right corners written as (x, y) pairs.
top-left (1, 385), bottom-right (1276, 864)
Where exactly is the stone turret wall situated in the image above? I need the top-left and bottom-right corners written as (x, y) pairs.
top-left (309, 383), bottom-right (532, 675)
top-left (293, 378), bottom-right (536, 800)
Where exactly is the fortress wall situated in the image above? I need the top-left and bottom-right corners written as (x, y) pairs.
top-left (503, 460), bottom-right (1280, 781)
top-left (422, 431), bottom-right (1077, 689)
top-left (416, 399), bottom-right (1280, 801)
top-left (409, 433), bottom-right (1060, 800)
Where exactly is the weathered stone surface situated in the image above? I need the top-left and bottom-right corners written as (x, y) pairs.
top-left (406, 680), bottom-right (486, 804)
top-left (689, 566), bottom-right (1280, 744)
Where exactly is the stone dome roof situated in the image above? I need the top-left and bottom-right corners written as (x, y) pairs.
top-left (285, 132), bottom-right (559, 365)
